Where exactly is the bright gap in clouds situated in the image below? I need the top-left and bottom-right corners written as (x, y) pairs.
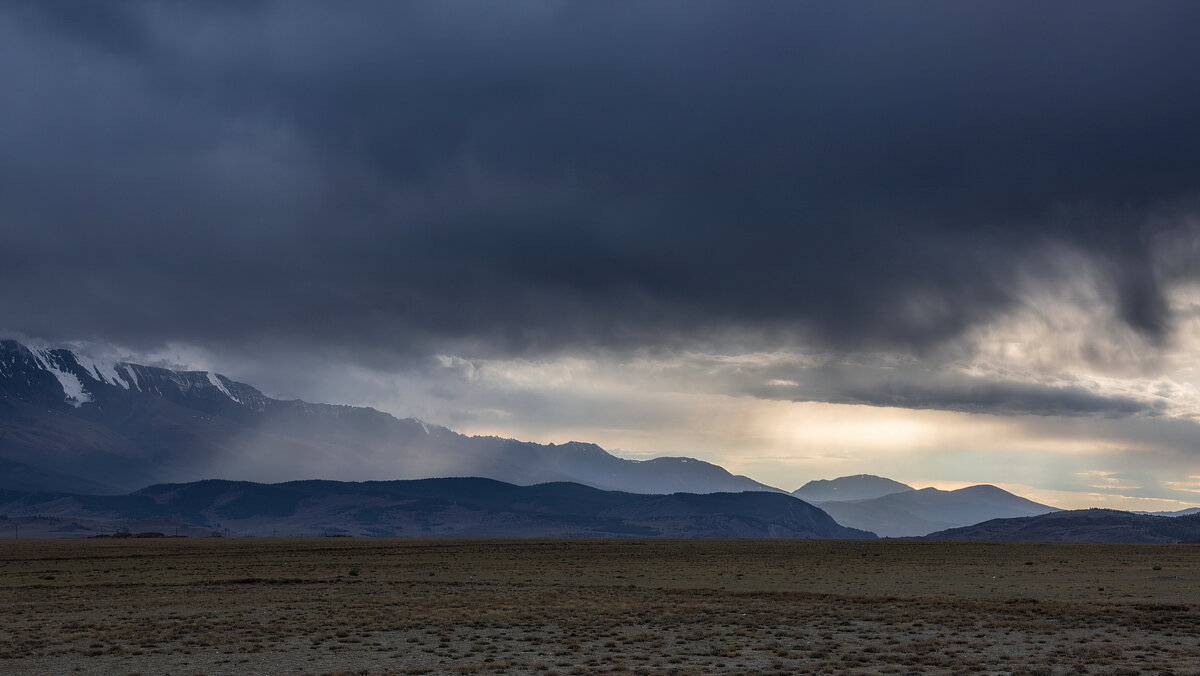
top-left (453, 395), bottom-right (1200, 511)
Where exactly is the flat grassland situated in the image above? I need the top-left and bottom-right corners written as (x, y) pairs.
top-left (0, 538), bottom-right (1197, 675)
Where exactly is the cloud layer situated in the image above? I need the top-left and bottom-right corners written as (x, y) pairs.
top-left (4, 2), bottom-right (1200, 361)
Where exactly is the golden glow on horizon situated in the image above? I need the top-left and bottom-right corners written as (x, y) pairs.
top-left (451, 392), bottom-right (1200, 511)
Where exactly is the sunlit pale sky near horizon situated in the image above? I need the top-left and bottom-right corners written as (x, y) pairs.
top-left (3, 2), bottom-right (1200, 510)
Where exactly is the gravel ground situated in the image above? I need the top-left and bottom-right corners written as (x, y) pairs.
top-left (0, 538), bottom-right (1197, 674)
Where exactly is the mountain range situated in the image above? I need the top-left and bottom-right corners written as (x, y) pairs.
top-left (793, 478), bottom-right (1059, 537)
top-left (0, 340), bottom-right (775, 496)
top-left (925, 509), bottom-right (1200, 543)
top-left (0, 477), bottom-right (874, 539)
top-left (11, 338), bottom-right (1177, 542)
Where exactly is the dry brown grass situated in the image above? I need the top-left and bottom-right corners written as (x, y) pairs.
top-left (0, 538), bottom-right (1197, 674)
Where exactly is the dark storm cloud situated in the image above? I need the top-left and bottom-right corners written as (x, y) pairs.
top-left (4, 1), bottom-right (1200, 363)
top-left (750, 369), bottom-right (1161, 419)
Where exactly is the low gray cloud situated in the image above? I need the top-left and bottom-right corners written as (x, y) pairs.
top-left (751, 372), bottom-right (1160, 418)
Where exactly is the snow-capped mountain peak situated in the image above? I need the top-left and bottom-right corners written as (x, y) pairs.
top-left (0, 339), bottom-right (258, 411)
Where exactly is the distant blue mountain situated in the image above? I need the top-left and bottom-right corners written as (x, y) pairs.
top-left (792, 474), bottom-right (914, 502)
top-left (804, 482), bottom-right (1059, 537)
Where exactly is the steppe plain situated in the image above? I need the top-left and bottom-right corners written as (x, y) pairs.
top-left (0, 538), bottom-right (1197, 675)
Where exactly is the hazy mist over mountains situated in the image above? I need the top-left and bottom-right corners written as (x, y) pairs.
top-left (0, 340), bottom-right (774, 496)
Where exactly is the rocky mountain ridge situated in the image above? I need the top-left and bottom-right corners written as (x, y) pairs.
top-left (0, 339), bottom-right (778, 496)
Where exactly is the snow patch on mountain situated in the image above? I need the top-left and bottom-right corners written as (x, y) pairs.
top-left (206, 372), bottom-right (241, 403)
top-left (121, 363), bottom-right (142, 391)
top-left (52, 368), bottom-right (92, 407)
top-left (72, 353), bottom-right (131, 390)
top-left (27, 347), bottom-right (93, 407)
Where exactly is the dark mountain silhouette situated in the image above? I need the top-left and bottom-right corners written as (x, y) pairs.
top-left (925, 509), bottom-right (1200, 543)
top-left (0, 478), bottom-right (875, 539)
top-left (792, 474), bottom-right (914, 502)
top-left (0, 340), bottom-right (778, 495)
top-left (814, 484), bottom-right (1058, 537)
top-left (1136, 507), bottom-right (1200, 517)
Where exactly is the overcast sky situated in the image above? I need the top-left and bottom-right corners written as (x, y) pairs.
top-left (3, 1), bottom-right (1200, 508)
